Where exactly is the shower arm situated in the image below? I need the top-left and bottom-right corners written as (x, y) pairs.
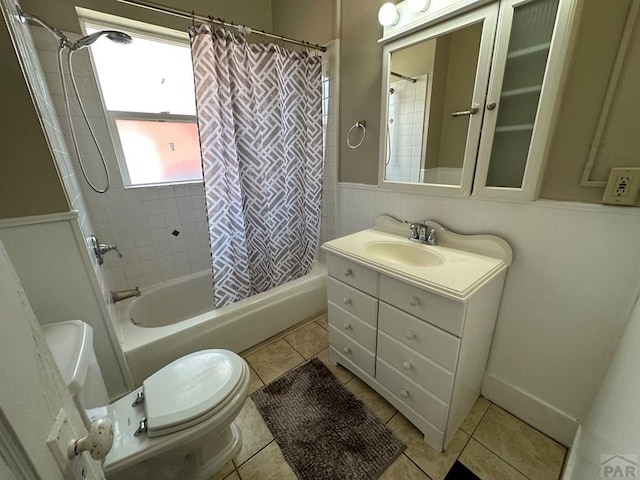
top-left (16, 6), bottom-right (73, 48)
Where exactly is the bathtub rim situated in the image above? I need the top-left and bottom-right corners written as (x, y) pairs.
top-left (117, 262), bottom-right (327, 354)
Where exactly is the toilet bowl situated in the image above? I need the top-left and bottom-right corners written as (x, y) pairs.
top-left (42, 320), bottom-right (249, 480)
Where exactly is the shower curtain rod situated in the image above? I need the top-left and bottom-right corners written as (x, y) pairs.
top-left (115, 0), bottom-right (327, 52)
top-left (391, 71), bottom-right (417, 83)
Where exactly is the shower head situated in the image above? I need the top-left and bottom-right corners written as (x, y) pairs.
top-left (16, 5), bottom-right (72, 48)
top-left (15, 6), bottom-right (132, 52)
top-left (71, 30), bottom-right (133, 51)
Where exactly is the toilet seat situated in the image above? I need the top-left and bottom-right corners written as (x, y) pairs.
top-left (143, 349), bottom-right (245, 437)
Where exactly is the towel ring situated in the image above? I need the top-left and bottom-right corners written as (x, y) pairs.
top-left (347, 121), bottom-right (366, 149)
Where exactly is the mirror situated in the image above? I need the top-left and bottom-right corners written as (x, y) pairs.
top-left (380, 8), bottom-right (497, 194)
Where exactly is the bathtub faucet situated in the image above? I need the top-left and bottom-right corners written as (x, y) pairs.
top-left (111, 287), bottom-right (141, 304)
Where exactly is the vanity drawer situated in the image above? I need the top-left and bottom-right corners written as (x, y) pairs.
top-left (379, 275), bottom-right (465, 336)
top-left (377, 331), bottom-right (454, 403)
top-left (327, 253), bottom-right (379, 296)
top-left (328, 303), bottom-right (377, 351)
top-left (376, 358), bottom-right (449, 431)
top-left (329, 324), bottom-right (375, 377)
top-left (327, 277), bottom-right (378, 326)
top-left (379, 302), bottom-right (460, 373)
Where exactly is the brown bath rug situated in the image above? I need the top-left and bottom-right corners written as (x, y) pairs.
top-left (251, 358), bottom-right (405, 480)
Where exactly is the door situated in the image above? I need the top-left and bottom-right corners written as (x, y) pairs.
top-left (0, 244), bottom-right (105, 480)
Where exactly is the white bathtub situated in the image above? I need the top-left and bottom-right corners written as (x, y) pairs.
top-left (117, 263), bottom-right (327, 384)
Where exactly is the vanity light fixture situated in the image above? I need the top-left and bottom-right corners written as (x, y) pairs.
top-left (378, 2), bottom-right (400, 27)
top-left (406, 0), bottom-right (431, 13)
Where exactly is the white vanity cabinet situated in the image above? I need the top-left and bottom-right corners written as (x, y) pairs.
top-left (323, 216), bottom-right (512, 452)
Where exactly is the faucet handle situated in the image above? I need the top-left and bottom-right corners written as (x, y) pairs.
top-left (408, 223), bottom-right (420, 240)
top-left (98, 243), bottom-right (123, 259)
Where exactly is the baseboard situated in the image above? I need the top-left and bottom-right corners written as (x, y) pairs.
top-left (481, 372), bottom-right (578, 447)
top-left (560, 424), bottom-right (582, 480)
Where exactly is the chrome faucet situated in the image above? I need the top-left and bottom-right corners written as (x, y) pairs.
top-left (89, 234), bottom-right (123, 266)
top-left (111, 287), bottom-right (141, 304)
top-left (407, 222), bottom-right (447, 246)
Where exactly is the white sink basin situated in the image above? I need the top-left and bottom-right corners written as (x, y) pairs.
top-left (365, 241), bottom-right (444, 267)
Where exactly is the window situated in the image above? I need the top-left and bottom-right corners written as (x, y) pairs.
top-left (82, 15), bottom-right (202, 187)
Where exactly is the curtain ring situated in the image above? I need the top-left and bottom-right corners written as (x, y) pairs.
top-left (347, 121), bottom-right (366, 149)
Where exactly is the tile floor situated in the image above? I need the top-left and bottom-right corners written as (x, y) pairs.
top-left (212, 314), bottom-right (567, 480)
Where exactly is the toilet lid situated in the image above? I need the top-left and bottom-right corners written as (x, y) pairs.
top-left (143, 349), bottom-right (244, 435)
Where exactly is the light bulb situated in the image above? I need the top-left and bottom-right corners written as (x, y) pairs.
top-left (406, 0), bottom-right (431, 13)
top-left (378, 3), bottom-right (400, 27)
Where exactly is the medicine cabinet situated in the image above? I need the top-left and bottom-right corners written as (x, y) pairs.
top-left (378, 0), bottom-right (576, 200)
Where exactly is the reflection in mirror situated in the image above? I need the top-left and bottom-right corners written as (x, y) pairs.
top-left (383, 22), bottom-right (482, 186)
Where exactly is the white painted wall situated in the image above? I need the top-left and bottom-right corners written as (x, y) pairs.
top-left (0, 242), bottom-right (104, 479)
top-left (0, 213), bottom-right (131, 399)
top-left (563, 289), bottom-right (640, 480)
top-left (339, 184), bottom-right (640, 445)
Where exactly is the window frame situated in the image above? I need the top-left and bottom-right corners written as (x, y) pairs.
top-left (78, 12), bottom-right (202, 188)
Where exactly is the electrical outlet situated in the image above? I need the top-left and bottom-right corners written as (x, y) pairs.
top-left (602, 167), bottom-right (640, 206)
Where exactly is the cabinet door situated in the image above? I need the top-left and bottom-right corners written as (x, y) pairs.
top-left (473, 0), bottom-right (574, 199)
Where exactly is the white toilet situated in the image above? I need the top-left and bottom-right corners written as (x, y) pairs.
top-left (42, 320), bottom-right (249, 480)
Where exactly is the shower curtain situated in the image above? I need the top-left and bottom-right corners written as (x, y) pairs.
top-left (189, 25), bottom-right (323, 309)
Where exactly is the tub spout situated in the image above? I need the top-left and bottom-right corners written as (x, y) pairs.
top-left (111, 287), bottom-right (141, 304)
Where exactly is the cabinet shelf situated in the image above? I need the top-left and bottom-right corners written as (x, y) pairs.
top-left (495, 124), bottom-right (535, 133)
top-left (501, 85), bottom-right (543, 97)
top-left (506, 42), bottom-right (551, 60)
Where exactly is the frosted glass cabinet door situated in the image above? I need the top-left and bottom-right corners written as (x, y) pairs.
top-left (473, 0), bottom-right (566, 199)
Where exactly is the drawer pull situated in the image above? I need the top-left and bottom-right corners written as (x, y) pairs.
top-left (342, 297), bottom-right (352, 305)
top-left (402, 361), bottom-right (412, 370)
top-left (409, 296), bottom-right (420, 306)
top-left (343, 346), bottom-right (352, 355)
top-left (343, 322), bottom-right (352, 330)
top-left (344, 268), bottom-right (353, 277)
top-left (405, 331), bottom-right (416, 340)
top-left (400, 389), bottom-right (410, 399)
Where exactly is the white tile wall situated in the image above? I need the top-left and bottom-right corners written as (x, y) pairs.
top-left (31, 27), bottom-right (212, 292)
top-left (385, 74), bottom-right (427, 183)
top-left (339, 183), bottom-right (640, 435)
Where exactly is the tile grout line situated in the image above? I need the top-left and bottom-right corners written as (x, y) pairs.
top-left (234, 438), bottom-right (276, 472)
top-left (468, 435), bottom-right (534, 480)
top-left (471, 404), bottom-right (564, 480)
top-left (281, 336), bottom-right (313, 360)
top-left (402, 452), bottom-right (436, 480)
top-left (466, 401), bottom-right (492, 436)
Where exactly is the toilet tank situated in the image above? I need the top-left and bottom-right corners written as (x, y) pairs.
top-left (42, 320), bottom-right (110, 416)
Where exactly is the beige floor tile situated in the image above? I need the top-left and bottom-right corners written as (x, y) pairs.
top-left (473, 405), bottom-right (566, 480)
top-left (222, 473), bottom-right (239, 480)
top-left (237, 441), bottom-right (297, 480)
top-left (245, 338), bottom-right (305, 384)
top-left (247, 365), bottom-right (264, 395)
top-left (345, 377), bottom-right (396, 423)
top-left (388, 413), bottom-right (469, 480)
top-left (284, 321), bottom-right (328, 358)
top-left (315, 313), bottom-right (329, 330)
top-left (233, 399), bottom-right (274, 466)
top-left (380, 453), bottom-right (432, 480)
top-left (208, 460), bottom-right (234, 480)
top-left (460, 438), bottom-right (528, 480)
top-left (460, 396), bottom-right (491, 435)
top-left (314, 348), bottom-right (354, 384)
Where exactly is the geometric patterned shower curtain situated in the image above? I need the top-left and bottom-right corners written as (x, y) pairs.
top-left (189, 25), bottom-right (323, 309)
